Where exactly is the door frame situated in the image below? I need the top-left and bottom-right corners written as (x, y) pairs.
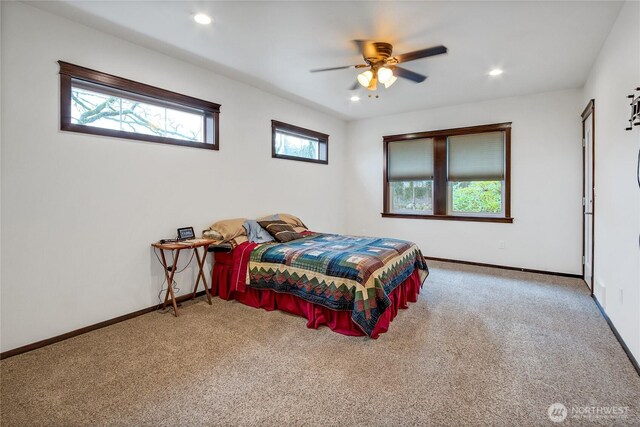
top-left (581, 99), bottom-right (595, 295)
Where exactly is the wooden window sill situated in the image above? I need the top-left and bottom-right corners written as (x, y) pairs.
top-left (381, 213), bottom-right (514, 223)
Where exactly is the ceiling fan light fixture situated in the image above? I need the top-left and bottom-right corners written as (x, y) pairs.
top-left (357, 70), bottom-right (373, 88)
top-left (310, 41), bottom-right (446, 92)
top-left (367, 76), bottom-right (378, 91)
top-left (377, 67), bottom-right (393, 84)
top-left (383, 75), bottom-right (397, 88)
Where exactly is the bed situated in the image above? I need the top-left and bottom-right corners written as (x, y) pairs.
top-left (207, 217), bottom-right (429, 338)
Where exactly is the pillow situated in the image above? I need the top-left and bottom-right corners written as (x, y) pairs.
top-left (243, 220), bottom-right (275, 243)
top-left (207, 218), bottom-right (247, 241)
top-left (257, 213), bottom-right (307, 229)
top-left (202, 229), bottom-right (223, 241)
top-left (278, 213), bottom-right (307, 229)
top-left (257, 220), bottom-right (304, 243)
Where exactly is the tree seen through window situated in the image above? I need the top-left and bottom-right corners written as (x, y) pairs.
top-left (71, 86), bottom-right (203, 142)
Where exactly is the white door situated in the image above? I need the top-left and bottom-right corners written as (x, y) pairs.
top-left (583, 109), bottom-right (594, 291)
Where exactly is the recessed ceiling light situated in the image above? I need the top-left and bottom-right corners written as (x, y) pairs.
top-left (350, 95), bottom-right (360, 102)
top-left (194, 14), bottom-right (212, 25)
top-left (489, 68), bottom-right (503, 76)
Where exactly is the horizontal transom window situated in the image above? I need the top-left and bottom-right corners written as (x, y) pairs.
top-left (272, 120), bottom-right (328, 164)
top-left (383, 123), bottom-right (512, 223)
top-left (59, 61), bottom-right (220, 150)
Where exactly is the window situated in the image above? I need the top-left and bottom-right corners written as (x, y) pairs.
top-left (383, 123), bottom-right (512, 223)
top-left (388, 138), bottom-right (434, 214)
top-left (59, 61), bottom-right (220, 150)
top-left (271, 120), bottom-right (328, 164)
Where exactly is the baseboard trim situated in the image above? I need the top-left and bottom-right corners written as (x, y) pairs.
top-left (424, 256), bottom-right (582, 279)
top-left (0, 291), bottom-right (207, 360)
top-left (591, 295), bottom-right (640, 376)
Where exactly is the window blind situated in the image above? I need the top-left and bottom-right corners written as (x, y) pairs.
top-left (275, 127), bottom-right (319, 141)
top-left (447, 131), bottom-right (505, 181)
top-left (387, 138), bottom-right (434, 182)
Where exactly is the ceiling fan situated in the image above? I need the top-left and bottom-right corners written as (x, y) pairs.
top-left (311, 40), bottom-right (448, 91)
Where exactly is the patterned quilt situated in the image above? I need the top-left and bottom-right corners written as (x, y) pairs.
top-left (247, 233), bottom-right (429, 336)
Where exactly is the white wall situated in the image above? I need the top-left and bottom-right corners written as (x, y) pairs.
top-left (346, 89), bottom-right (583, 274)
top-left (0, 2), bottom-right (347, 352)
top-left (2, 0), bottom-right (634, 360)
top-left (0, 0), bottom-right (3, 349)
top-left (583, 1), bottom-right (640, 361)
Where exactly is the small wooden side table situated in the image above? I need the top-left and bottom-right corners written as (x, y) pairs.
top-left (151, 239), bottom-right (215, 317)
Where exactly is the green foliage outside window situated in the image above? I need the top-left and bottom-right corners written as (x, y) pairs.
top-left (451, 181), bottom-right (502, 213)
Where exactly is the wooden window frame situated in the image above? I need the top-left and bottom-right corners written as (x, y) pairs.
top-left (59, 61), bottom-right (221, 150)
top-left (382, 122), bottom-right (513, 223)
top-left (271, 120), bottom-right (329, 165)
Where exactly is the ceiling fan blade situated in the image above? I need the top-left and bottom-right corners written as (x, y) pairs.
top-left (392, 66), bottom-right (427, 83)
top-left (349, 81), bottom-right (360, 91)
top-left (310, 65), bottom-right (357, 73)
top-left (353, 40), bottom-right (378, 60)
top-left (394, 45), bottom-right (448, 63)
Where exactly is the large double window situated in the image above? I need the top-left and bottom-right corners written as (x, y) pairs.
top-left (383, 123), bottom-right (512, 223)
top-left (59, 61), bottom-right (220, 150)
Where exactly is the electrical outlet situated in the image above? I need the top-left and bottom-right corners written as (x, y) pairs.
top-left (498, 240), bottom-right (506, 249)
top-left (619, 289), bottom-right (624, 305)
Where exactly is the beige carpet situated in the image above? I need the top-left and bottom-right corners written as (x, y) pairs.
top-left (1, 261), bottom-right (639, 426)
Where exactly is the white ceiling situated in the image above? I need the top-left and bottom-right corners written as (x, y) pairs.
top-left (31, 1), bottom-right (623, 120)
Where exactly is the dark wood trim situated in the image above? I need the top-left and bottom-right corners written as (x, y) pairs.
top-left (271, 120), bottom-right (329, 141)
top-left (581, 99), bottom-right (595, 296)
top-left (0, 291), bottom-right (207, 360)
top-left (382, 213), bottom-right (514, 223)
top-left (383, 138), bottom-right (389, 212)
top-left (383, 122), bottom-right (512, 142)
top-left (591, 295), bottom-right (640, 376)
top-left (272, 153), bottom-right (328, 165)
top-left (433, 137), bottom-right (448, 215)
top-left (61, 122), bottom-right (219, 150)
top-left (58, 61), bottom-right (220, 112)
top-left (504, 127), bottom-right (512, 218)
top-left (272, 120), bottom-right (277, 159)
top-left (424, 256), bottom-right (581, 278)
top-left (60, 73), bottom-right (72, 130)
top-left (214, 112), bottom-right (220, 152)
top-left (58, 61), bottom-right (220, 150)
top-left (383, 122), bottom-right (512, 220)
top-left (590, 102), bottom-right (596, 296)
top-left (271, 120), bottom-right (329, 164)
top-left (71, 79), bottom-right (205, 115)
top-left (581, 99), bottom-right (595, 120)
top-left (581, 119), bottom-right (585, 281)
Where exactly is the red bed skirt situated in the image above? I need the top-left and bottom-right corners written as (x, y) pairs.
top-left (210, 252), bottom-right (423, 339)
